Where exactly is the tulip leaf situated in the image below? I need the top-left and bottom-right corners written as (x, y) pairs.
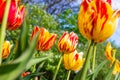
top-left (86, 60), bottom-right (107, 80)
top-left (40, 75), bottom-right (47, 80)
top-left (92, 60), bottom-right (107, 79)
top-left (0, 32), bottom-right (38, 80)
top-left (20, 17), bottom-right (29, 52)
top-left (14, 17), bottom-right (29, 59)
top-left (104, 61), bottom-right (116, 80)
top-left (26, 56), bottom-right (49, 70)
top-left (115, 73), bottom-right (120, 80)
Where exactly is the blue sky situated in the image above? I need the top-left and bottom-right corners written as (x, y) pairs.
top-left (108, 0), bottom-right (120, 47)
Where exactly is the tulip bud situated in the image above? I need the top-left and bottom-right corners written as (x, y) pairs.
top-left (112, 60), bottom-right (120, 75)
top-left (105, 42), bottom-right (114, 61)
top-left (105, 42), bottom-right (120, 75)
top-left (2, 41), bottom-right (10, 59)
top-left (22, 72), bottom-right (30, 77)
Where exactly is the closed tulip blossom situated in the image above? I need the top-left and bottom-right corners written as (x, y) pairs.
top-left (2, 41), bottom-right (10, 59)
top-left (78, 0), bottom-right (120, 43)
top-left (0, 0), bottom-right (25, 30)
top-left (31, 26), bottom-right (57, 51)
top-left (63, 50), bottom-right (84, 71)
top-left (113, 60), bottom-right (120, 75)
top-left (105, 42), bottom-right (115, 61)
top-left (58, 31), bottom-right (78, 53)
top-left (22, 72), bottom-right (30, 77)
top-left (105, 42), bottom-right (120, 75)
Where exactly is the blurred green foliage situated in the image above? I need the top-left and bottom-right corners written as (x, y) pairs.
top-left (57, 9), bottom-right (87, 44)
top-left (2, 3), bottom-right (120, 80)
top-left (26, 4), bottom-right (58, 31)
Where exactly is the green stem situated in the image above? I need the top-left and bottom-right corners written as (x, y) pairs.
top-left (92, 43), bottom-right (96, 71)
top-left (0, 0), bottom-right (11, 64)
top-left (67, 70), bottom-right (71, 80)
top-left (78, 41), bottom-right (95, 80)
top-left (52, 55), bottom-right (62, 80)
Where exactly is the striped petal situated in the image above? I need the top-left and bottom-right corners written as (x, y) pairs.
top-left (78, 0), bottom-right (120, 43)
top-left (63, 51), bottom-right (84, 71)
top-left (58, 31), bottom-right (78, 53)
top-left (0, 0), bottom-right (25, 30)
top-left (31, 26), bottom-right (57, 51)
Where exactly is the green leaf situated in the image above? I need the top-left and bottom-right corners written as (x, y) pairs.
top-left (26, 56), bottom-right (49, 70)
top-left (20, 17), bottom-right (29, 52)
top-left (115, 73), bottom-right (120, 80)
top-left (40, 75), bottom-right (47, 80)
top-left (0, 31), bottom-right (38, 80)
top-left (0, 63), bottom-right (20, 79)
top-left (92, 60), bottom-right (107, 79)
top-left (104, 61), bottom-right (116, 80)
top-left (14, 17), bottom-right (29, 59)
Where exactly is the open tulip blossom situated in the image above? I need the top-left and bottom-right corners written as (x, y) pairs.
top-left (58, 31), bottom-right (78, 53)
top-left (31, 26), bottom-right (57, 51)
top-left (0, 0), bottom-right (25, 30)
top-left (78, 0), bottom-right (120, 43)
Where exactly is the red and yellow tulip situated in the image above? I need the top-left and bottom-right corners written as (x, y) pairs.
top-left (2, 41), bottom-right (10, 59)
top-left (63, 50), bottom-right (84, 71)
top-left (78, 0), bottom-right (120, 43)
top-left (105, 42), bottom-right (115, 61)
top-left (0, 0), bottom-right (25, 30)
top-left (58, 31), bottom-right (78, 53)
top-left (105, 42), bottom-right (120, 75)
top-left (31, 26), bottom-right (57, 51)
top-left (113, 60), bottom-right (120, 75)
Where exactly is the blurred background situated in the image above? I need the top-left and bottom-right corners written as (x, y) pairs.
top-left (22, 0), bottom-right (120, 47)
top-left (9, 0), bottom-right (119, 80)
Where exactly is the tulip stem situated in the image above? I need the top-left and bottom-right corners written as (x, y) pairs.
top-left (0, 0), bottom-right (11, 64)
top-left (112, 49), bottom-right (116, 60)
top-left (67, 70), bottom-right (71, 80)
top-left (52, 55), bottom-right (62, 80)
top-left (79, 41), bottom-right (95, 80)
top-left (92, 43), bottom-right (96, 71)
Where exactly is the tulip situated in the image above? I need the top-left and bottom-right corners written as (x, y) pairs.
top-left (112, 60), bottom-right (120, 75)
top-left (78, 0), bottom-right (120, 43)
top-left (0, 0), bottom-right (25, 30)
top-left (105, 42), bottom-right (120, 75)
top-left (63, 50), bottom-right (84, 71)
top-left (2, 41), bottom-right (10, 59)
top-left (31, 26), bottom-right (57, 51)
top-left (105, 42), bottom-right (115, 61)
top-left (58, 31), bottom-right (78, 53)
top-left (22, 72), bottom-right (30, 77)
